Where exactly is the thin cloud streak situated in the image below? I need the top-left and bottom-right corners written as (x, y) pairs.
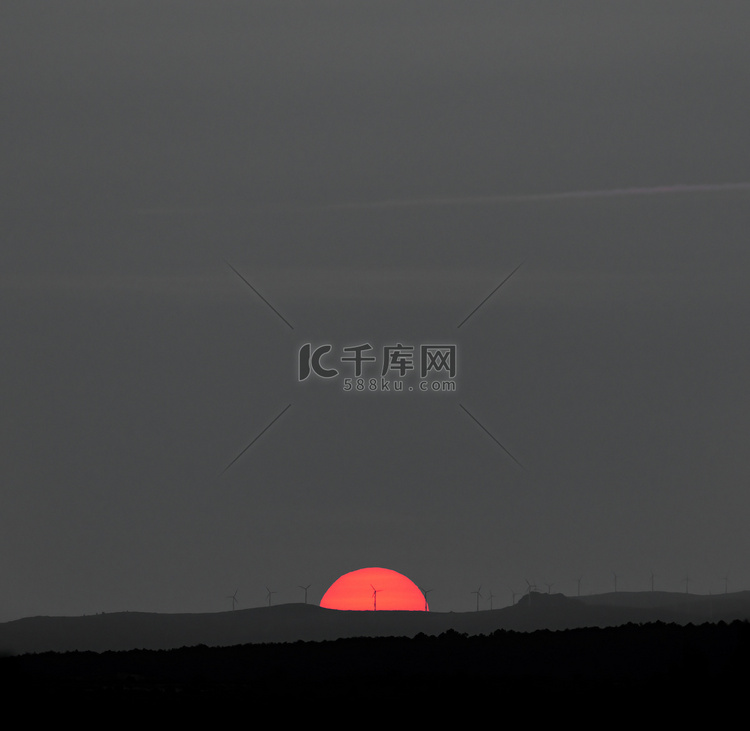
top-left (305, 182), bottom-right (750, 212)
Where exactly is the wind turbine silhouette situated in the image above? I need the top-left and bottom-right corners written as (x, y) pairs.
top-left (226, 589), bottom-right (239, 611)
top-left (525, 579), bottom-right (536, 605)
top-left (544, 582), bottom-right (553, 595)
top-left (298, 584), bottom-right (311, 604)
top-left (419, 587), bottom-right (433, 612)
top-left (471, 586), bottom-right (483, 611)
top-left (371, 584), bottom-right (382, 611)
top-left (684, 575), bottom-right (690, 594)
top-left (487, 590), bottom-right (496, 610)
top-left (266, 587), bottom-right (277, 607)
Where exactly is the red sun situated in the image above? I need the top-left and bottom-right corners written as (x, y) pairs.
top-left (320, 567), bottom-right (428, 611)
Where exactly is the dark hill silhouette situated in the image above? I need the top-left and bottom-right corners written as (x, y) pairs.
top-left (2, 590), bottom-right (749, 654)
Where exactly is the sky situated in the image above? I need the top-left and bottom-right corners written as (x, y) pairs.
top-left (2, 1), bottom-right (749, 621)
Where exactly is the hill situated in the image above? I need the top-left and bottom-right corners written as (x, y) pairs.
top-left (2, 590), bottom-right (749, 654)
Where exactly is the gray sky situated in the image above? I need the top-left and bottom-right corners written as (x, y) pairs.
top-left (2, 1), bottom-right (749, 621)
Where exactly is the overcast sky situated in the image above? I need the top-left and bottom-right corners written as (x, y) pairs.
top-left (2, 1), bottom-right (749, 621)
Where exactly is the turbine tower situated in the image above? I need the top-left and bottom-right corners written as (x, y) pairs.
top-left (371, 584), bottom-right (382, 611)
top-left (419, 587), bottom-right (433, 612)
top-left (488, 591), bottom-right (496, 610)
top-left (471, 586), bottom-right (483, 611)
top-left (298, 584), bottom-right (311, 604)
top-left (266, 587), bottom-right (277, 607)
top-left (226, 589), bottom-right (239, 611)
top-left (524, 579), bottom-right (536, 606)
top-left (545, 582), bottom-right (553, 595)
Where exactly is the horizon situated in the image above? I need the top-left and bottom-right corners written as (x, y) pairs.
top-left (6, 584), bottom-right (749, 623)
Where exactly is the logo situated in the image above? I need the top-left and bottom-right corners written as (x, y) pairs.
top-left (298, 342), bottom-right (457, 392)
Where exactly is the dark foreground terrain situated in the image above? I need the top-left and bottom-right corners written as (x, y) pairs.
top-left (3, 621), bottom-right (748, 714)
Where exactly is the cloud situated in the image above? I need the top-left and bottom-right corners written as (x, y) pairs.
top-left (300, 182), bottom-right (750, 212)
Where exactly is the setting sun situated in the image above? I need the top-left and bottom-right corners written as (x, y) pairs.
top-left (320, 567), bottom-right (427, 611)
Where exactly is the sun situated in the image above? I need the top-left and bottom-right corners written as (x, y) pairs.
top-left (320, 567), bottom-right (428, 611)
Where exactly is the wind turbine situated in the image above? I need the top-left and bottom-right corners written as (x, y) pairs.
top-left (487, 590), bottom-right (496, 610)
top-left (723, 574), bottom-right (730, 594)
top-left (470, 586), bottom-right (483, 611)
top-left (419, 587), bottom-right (433, 612)
top-left (544, 582), bottom-right (553, 595)
top-left (524, 579), bottom-right (536, 606)
top-left (371, 584), bottom-right (382, 611)
top-left (226, 589), bottom-right (239, 611)
top-left (266, 587), bottom-right (277, 607)
top-left (684, 575), bottom-right (690, 594)
top-left (298, 584), bottom-right (311, 604)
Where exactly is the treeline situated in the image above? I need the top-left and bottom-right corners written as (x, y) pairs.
top-left (3, 621), bottom-right (748, 706)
